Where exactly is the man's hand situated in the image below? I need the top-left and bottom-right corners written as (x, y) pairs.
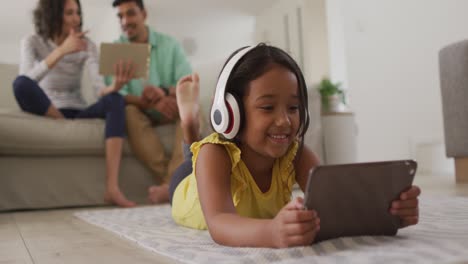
top-left (152, 96), bottom-right (178, 120)
top-left (390, 185), bottom-right (421, 228)
top-left (140, 86), bottom-right (178, 120)
top-left (141, 85), bottom-right (165, 106)
top-left (59, 28), bottom-right (88, 55)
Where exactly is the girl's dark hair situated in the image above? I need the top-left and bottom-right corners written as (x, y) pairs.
top-left (216, 43), bottom-right (310, 149)
top-left (33, 0), bottom-right (83, 40)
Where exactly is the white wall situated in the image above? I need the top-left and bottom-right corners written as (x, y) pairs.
top-left (0, 1), bottom-right (34, 64)
top-left (255, 0), bottom-right (330, 86)
top-left (325, 0), bottom-right (348, 89)
top-left (84, 6), bottom-right (120, 45)
top-left (150, 9), bottom-right (255, 67)
top-left (302, 0), bottom-right (330, 86)
top-left (327, 0), bottom-right (468, 164)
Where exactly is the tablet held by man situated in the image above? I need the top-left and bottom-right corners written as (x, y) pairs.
top-left (99, 42), bottom-right (150, 79)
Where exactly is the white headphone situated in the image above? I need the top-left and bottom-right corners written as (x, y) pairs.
top-left (210, 46), bottom-right (255, 139)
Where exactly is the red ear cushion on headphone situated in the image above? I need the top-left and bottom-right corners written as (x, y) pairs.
top-left (223, 93), bottom-right (241, 139)
top-left (225, 101), bottom-right (235, 134)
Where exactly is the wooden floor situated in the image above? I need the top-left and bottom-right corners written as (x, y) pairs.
top-left (1, 174), bottom-right (467, 264)
top-left (0, 208), bottom-right (178, 264)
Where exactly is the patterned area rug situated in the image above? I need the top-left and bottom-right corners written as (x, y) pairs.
top-left (75, 196), bottom-right (468, 264)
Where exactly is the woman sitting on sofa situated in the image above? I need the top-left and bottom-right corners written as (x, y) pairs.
top-left (12, 0), bottom-right (136, 207)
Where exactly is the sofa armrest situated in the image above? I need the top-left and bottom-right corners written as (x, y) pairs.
top-left (439, 40), bottom-right (468, 157)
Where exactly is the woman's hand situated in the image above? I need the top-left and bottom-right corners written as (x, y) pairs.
top-left (59, 28), bottom-right (88, 55)
top-left (269, 197), bottom-right (320, 248)
top-left (390, 185), bottom-right (421, 228)
top-left (45, 29), bottom-right (88, 69)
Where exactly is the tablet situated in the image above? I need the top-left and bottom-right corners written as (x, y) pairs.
top-left (303, 160), bottom-right (417, 242)
top-left (99, 43), bottom-right (150, 79)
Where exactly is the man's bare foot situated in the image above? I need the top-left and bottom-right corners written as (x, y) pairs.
top-left (105, 189), bottom-right (136, 207)
top-left (148, 184), bottom-right (170, 204)
top-left (176, 73), bottom-right (200, 143)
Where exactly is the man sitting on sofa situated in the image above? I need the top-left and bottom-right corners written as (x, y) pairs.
top-left (106, 0), bottom-right (192, 204)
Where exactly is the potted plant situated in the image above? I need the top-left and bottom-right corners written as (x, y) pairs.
top-left (317, 77), bottom-right (346, 113)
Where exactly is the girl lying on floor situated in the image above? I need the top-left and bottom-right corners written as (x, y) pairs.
top-left (169, 43), bottom-right (421, 248)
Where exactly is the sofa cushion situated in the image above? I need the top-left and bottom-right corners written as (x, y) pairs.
top-left (0, 109), bottom-right (176, 156)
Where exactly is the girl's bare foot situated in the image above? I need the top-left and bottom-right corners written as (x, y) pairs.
top-left (148, 184), bottom-right (170, 204)
top-left (105, 189), bottom-right (136, 208)
top-left (176, 73), bottom-right (200, 144)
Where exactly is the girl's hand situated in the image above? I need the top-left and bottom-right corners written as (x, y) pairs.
top-left (390, 185), bottom-right (421, 228)
top-left (59, 28), bottom-right (88, 55)
top-left (269, 197), bottom-right (320, 248)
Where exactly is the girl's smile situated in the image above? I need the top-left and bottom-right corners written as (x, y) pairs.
top-left (267, 132), bottom-right (291, 145)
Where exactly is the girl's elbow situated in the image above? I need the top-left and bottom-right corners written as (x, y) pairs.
top-left (207, 228), bottom-right (231, 246)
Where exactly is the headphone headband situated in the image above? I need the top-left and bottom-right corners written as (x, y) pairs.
top-left (211, 46), bottom-right (255, 138)
top-left (212, 46), bottom-right (255, 108)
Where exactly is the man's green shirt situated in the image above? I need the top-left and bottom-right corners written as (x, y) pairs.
top-left (105, 26), bottom-right (192, 120)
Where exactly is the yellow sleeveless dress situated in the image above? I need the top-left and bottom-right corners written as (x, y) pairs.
top-left (171, 133), bottom-right (298, 230)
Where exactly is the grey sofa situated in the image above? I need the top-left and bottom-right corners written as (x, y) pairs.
top-left (0, 101), bottom-right (219, 211)
top-left (0, 63), bottom-right (182, 211)
top-left (0, 109), bottom-right (179, 211)
top-left (439, 40), bottom-right (468, 183)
